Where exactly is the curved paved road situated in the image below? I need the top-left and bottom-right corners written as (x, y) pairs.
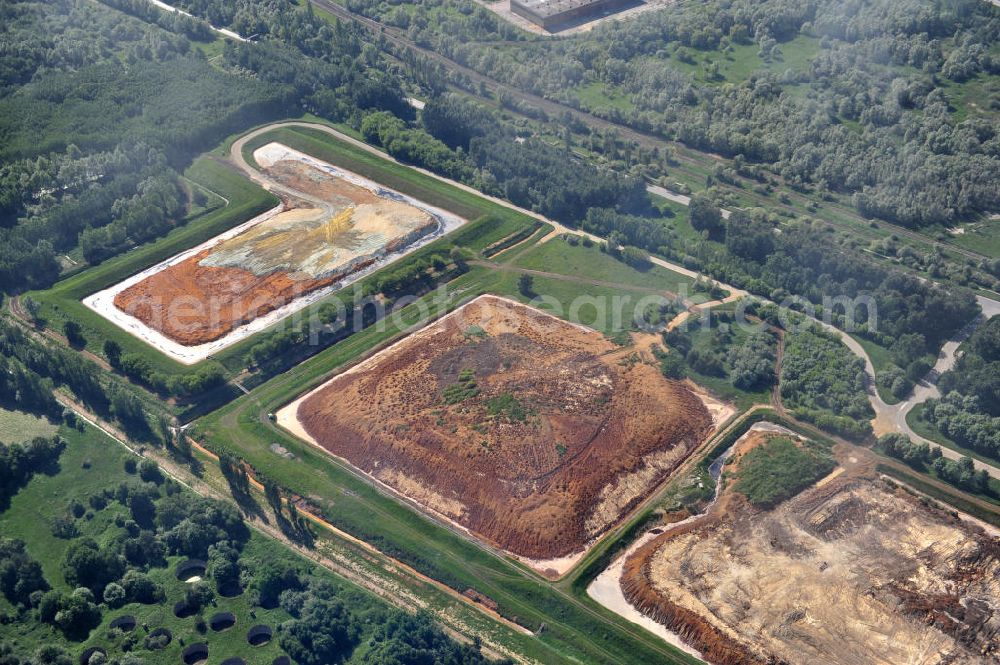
top-left (825, 295), bottom-right (1000, 478)
top-left (227, 137), bottom-right (334, 215)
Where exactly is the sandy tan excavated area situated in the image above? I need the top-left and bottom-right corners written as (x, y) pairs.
top-left (113, 143), bottom-right (440, 346)
top-left (621, 443), bottom-right (1000, 665)
top-left (280, 295), bottom-right (720, 570)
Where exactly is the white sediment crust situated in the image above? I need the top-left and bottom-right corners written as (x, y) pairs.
top-left (587, 527), bottom-right (704, 660)
top-left (83, 144), bottom-right (466, 365)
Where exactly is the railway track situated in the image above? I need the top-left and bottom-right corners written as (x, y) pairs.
top-left (309, 0), bottom-right (993, 265)
top-left (309, 0), bottom-right (712, 157)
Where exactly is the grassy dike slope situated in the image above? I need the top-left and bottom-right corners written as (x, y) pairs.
top-left (195, 270), bottom-right (703, 664)
top-left (29, 158), bottom-right (278, 379)
top-left (25, 121), bottom-right (541, 419)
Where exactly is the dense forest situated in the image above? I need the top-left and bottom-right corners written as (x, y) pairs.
top-left (780, 327), bottom-right (873, 439)
top-left (877, 432), bottom-right (991, 495)
top-left (345, 90), bottom-right (982, 359)
top-left (0, 0), bottom-right (275, 291)
top-left (0, 432), bottom-right (503, 664)
top-left (0, 0), bottom-right (408, 293)
top-left (346, 0), bottom-right (1000, 228)
top-left (658, 312), bottom-right (778, 396)
top-left (360, 94), bottom-right (645, 224)
top-left (333, 85), bottom-right (984, 352)
top-left (578, 200), bottom-right (980, 351)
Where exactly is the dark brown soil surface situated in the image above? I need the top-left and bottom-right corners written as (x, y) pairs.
top-left (114, 249), bottom-right (335, 346)
top-left (297, 296), bottom-right (714, 559)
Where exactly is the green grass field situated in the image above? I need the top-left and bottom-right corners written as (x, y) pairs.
top-left (657, 34), bottom-right (820, 87)
top-left (574, 81), bottom-right (635, 113)
top-left (941, 72), bottom-right (1000, 124)
top-left (648, 195), bottom-right (702, 242)
top-left (939, 217), bottom-right (1000, 259)
top-left (490, 270), bottom-right (665, 334)
top-left (0, 407), bottom-right (59, 444)
top-left (512, 237), bottom-right (698, 295)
